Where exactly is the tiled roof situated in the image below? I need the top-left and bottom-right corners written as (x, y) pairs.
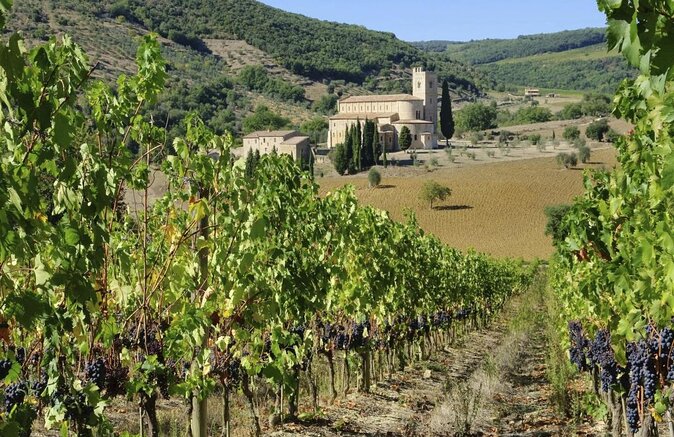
top-left (243, 130), bottom-right (296, 139)
top-left (329, 112), bottom-right (398, 121)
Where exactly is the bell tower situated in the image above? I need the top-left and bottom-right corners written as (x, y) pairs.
top-left (412, 68), bottom-right (438, 127)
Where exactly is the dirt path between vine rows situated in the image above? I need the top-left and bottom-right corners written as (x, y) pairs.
top-left (267, 287), bottom-right (596, 437)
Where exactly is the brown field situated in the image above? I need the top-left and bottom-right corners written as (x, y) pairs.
top-left (318, 148), bottom-right (618, 260)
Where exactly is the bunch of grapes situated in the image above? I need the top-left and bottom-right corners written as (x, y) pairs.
top-left (589, 330), bottom-right (620, 392)
top-left (568, 321), bottom-right (590, 372)
top-left (85, 358), bottom-right (107, 388)
top-left (0, 359), bottom-right (12, 380)
top-left (105, 364), bottom-right (129, 397)
top-left (64, 392), bottom-right (94, 426)
top-left (349, 322), bottom-right (369, 350)
top-left (4, 381), bottom-right (27, 413)
top-left (625, 342), bottom-right (647, 433)
top-left (31, 373), bottom-right (48, 398)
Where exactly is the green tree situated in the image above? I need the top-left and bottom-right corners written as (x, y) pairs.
top-left (578, 145), bottom-right (591, 163)
top-left (344, 125), bottom-right (354, 174)
top-left (300, 117), bottom-right (329, 145)
top-left (544, 204), bottom-right (572, 245)
top-left (312, 94), bottom-right (338, 115)
top-left (332, 143), bottom-right (349, 175)
top-left (245, 149), bottom-right (256, 178)
top-left (361, 119), bottom-right (376, 167)
top-left (585, 119), bottom-right (610, 141)
top-left (562, 126), bottom-right (580, 141)
top-left (556, 152), bottom-right (578, 169)
top-left (399, 126), bottom-right (412, 151)
top-left (243, 105), bottom-right (291, 133)
top-left (420, 180), bottom-right (452, 209)
top-left (354, 120), bottom-right (362, 171)
top-left (440, 80), bottom-right (455, 147)
top-left (455, 102), bottom-right (497, 132)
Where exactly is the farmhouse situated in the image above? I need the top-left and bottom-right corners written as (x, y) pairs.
top-left (524, 88), bottom-right (541, 97)
top-left (328, 68), bottom-right (438, 150)
top-left (242, 130), bottom-right (311, 164)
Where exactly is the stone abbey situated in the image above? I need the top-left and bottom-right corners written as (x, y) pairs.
top-left (328, 68), bottom-right (438, 151)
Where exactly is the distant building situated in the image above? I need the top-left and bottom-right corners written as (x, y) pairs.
top-left (524, 88), bottom-right (541, 97)
top-left (242, 130), bottom-right (311, 164)
top-left (328, 68), bottom-right (438, 151)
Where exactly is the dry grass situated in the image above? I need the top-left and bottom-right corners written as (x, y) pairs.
top-left (318, 148), bottom-right (618, 260)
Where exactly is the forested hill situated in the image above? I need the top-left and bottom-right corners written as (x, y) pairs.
top-left (413, 28), bottom-right (635, 93)
top-left (413, 28), bottom-right (607, 64)
top-left (8, 0), bottom-right (490, 138)
top-left (37, 0), bottom-right (487, 93)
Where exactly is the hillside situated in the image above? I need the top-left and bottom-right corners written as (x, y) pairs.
top-left (413, 28), bottom-right (635, 93)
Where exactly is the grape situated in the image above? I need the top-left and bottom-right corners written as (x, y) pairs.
top-left (31, 374), bottom-right (48, 398)
top-left (4, 381), bottom-right (27, 413)
top-left (568, 321), bottom-right (589, 372)
top-left (105, 365), bottom-right (129, 397)
top-left (85, 358), bottom-right (107, 388)
top-left (589, 330), bottom-right (619, 392)
top-left (0, 359), bottom-right (12, 380)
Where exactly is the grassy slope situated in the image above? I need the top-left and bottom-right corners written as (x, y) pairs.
top-left (413, 28), bottom-right (635, 93)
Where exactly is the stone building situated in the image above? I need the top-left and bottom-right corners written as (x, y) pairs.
top-left (328, 68), bottom-right (438, 151)
top-left (242, 130), bottom-right (311, 164)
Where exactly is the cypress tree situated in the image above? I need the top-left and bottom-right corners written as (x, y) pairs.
top-left (440, 79), bottom-right (455, 148)
top-left (372, 124), bottom-right (380, 166)
top-left (245, 149), bottom-right (255, 179)
top-left (344, 124), bottom-right (354, 174)
top-left (355, 120), bottom-right (362, 171)
top-left (361, 119), bottom-right (374, 168)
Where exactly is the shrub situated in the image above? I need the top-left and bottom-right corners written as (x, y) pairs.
top-left (578, 145), bottom-right (591, 163)
top-left (420, 181), bottom-right (452, 209)
top-left (563, 126), bottom-right (581, 141)
top-left (367, 168), bottom-right (381, 188)
top-left (605, 128), bottom-right (621, 143)
top-left (586, 119), bottom-right (610, 141)
top-left (430, 157), bottom-right (439, 167)
top-left (486, 150), bottom-right (496, 158)
top-left (573, 137), bottom-right (587, 149)
top-left (556, 152), bottom-right (578, 169)
top-left (529, 134), bottom-right (542, 145)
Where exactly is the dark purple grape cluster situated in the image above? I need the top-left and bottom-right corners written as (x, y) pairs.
top-left (4, 381), bottom-right (27, 413)
top-left (31, 374), bottom-right (48, 398)
top-left (432, 311), bottom-right (452, 328)
top-left (85, 358), bottom-right (107, 388)
top-left (0, 359), bottom-right (12, 380)
top-left (568, 321), bottom-right (590, 372)
top-left (64, 392), bottom-right (94, 424)
top-left (105, 365), bottom-right (129, 397)
top-left (589, 330), bottom-right (619, 391)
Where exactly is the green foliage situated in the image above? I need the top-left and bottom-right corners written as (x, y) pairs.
top-left (300, 117), bottom-right (328, 145)
top-left (237, 65), bottom-right (305, 103)
top-left (367, 168), bottom-right (382, 188)
top-left (332, 143), bottom-right (349, 175)
top-left (124, 0), bottom-right (482, 91)
top-left (605, 128), bottom-right (621, 143)
top-left (440, 80), bottom-right (455, 145)
top-left (585, 119), bottom-right (610, 141)
top-left (167, 29), bottom-right (211, 53)
top-left (420, 181), bottom-right (452, 209)
top-left (456, 102), bottom-right (497, 132)
top-left (242, 105), bottom-right (291, 134)
top-left (562, 126), bottom-right (581, 141)
top-left (556, 152), bottom-right (578, 169)
top-left (312, 94), bottom-right (338, 115)
top-left (549, 12), bottom-right (674, 434)
top-left (529, 134), bottom-right (542, 145)
top-left (544, 205), bottom-right (573, 244)
top-left (557, 94), bottom-right (612, 121)
top-left (479, 56), bottom-right (634, 94)
top-left (577, 145), bottom-right (591, 163)
top-left (427, 28), bottom-right (608, 64)
top-left (361, 119), bottom-right (377, 168)
top-left (498, 105), bottom-right (553, 126)
top-left (399, 126), bottom-right (412, 151)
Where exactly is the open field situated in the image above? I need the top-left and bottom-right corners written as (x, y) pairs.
top-left (318, 147), bottom-right (618, 260)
